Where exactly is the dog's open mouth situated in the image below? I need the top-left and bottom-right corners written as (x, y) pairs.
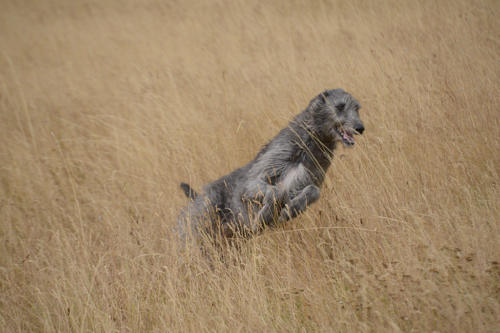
top-left (336, 128), bottom-right (355, 146)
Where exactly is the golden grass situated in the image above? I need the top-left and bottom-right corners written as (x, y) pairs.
top-left (1, 0), bottom-right (499, 331)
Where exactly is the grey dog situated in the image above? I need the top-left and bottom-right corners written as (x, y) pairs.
top-left (177, 89), bottom-right (364, 243)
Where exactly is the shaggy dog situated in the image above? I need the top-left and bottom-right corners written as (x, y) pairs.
top-left (177, 89), bottom-right (364, 243)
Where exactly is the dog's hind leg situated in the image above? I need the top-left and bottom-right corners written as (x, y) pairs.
top-left (278, 185), bottom-right (320, 222)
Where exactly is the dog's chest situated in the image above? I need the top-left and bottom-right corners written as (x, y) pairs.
top-left (280, 163), bottom-right (308, 194)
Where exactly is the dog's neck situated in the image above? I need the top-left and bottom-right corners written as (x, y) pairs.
top-left (287, 108), bottom-right (337, 178)
top-left (298, 103), bottom-right (338, 152)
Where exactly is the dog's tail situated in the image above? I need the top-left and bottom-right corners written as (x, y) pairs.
top-left (180, 182), bottom-right (198, 200)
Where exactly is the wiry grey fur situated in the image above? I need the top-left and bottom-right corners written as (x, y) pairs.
top-left (177, 89), bottom-right (364, 243)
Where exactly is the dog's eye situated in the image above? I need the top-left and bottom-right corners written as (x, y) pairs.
top-left (336, 103), bottom-right (345, 111)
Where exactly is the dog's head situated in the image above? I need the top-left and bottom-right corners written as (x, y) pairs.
top-left (318, 89), bottom-right (364, 147)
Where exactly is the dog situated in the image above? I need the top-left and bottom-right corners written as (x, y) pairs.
top-left (177, 89), bottom-right (364, 243)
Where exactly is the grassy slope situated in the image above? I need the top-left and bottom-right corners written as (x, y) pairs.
top-left (0, 0), bottom-right (499, 331)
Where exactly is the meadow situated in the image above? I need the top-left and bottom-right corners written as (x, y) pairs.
top-left (0, 0), bottom-right (499, 331)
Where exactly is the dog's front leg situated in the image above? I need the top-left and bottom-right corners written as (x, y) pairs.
top-left (278, 185), bottom-right (320, 223)
top-left (252, 186), bottom-right (287, 232)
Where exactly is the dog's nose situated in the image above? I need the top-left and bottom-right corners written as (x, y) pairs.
top-left (355, 125), bottom-right (365, 135)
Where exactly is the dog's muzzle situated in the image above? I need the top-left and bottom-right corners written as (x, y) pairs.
top-left (336, 124), bottom-right (364, 147)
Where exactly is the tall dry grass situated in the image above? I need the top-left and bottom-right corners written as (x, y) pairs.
top-left (0, 0), bottom-right (499, 331)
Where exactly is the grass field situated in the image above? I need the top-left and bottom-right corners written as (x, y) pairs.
top-left (1, 0), bottom-right (499, 331)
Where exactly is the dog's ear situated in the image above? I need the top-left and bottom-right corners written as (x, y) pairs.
top-left (320, 90), bottom-right (330, 103)
top-left (310, 90), bottom-right (332, 111)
